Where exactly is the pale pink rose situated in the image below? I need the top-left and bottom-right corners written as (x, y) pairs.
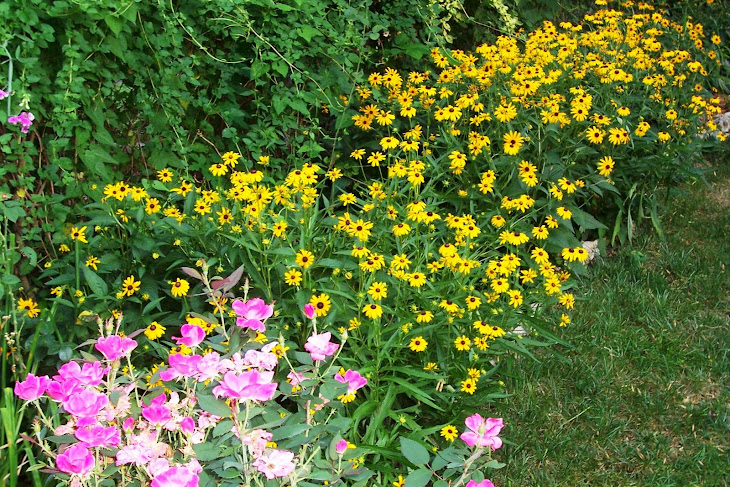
top-left (62, 390), bottom-right (108, 422)
top-left (460, 414), bottom-right (503, 450)
top-left (160, 354), bottom-right (202, 381)
top-left (172, 324), bottom-right (206, 348)
top-left (335, 439), bottom-right (348, 455)
top-left (56, 361), bottom-right (109, 387)
top-left (147, 458), bottom-right (171, 477)
top-left (95, 335), bottom-right (137, 362)
top-left (304, 332), bottom-right (339, 361)
top-left (241, 429), bottom-right (272, 457)
top-left (151, 465), bottom-right (199, 487)
top-left (56, 443), bottom-right (95, 477)
top-left (253, 449), bottom-right (296, 479)
top-left (116, 444), bottom-right (156, 466)
top-left (334, 370), bottom-right (367, 395)
top-left (75, 425), bottom-right (121, 447)
top-left (212, 370), bottom-right (277, 402)
top-left (46, 378), bottom-right (83, 402)
top-left (142, 394), bottom-right (172, 425)
top-left (287, 371), bottom-right (306, 387)
top-left (232, 298), bottom-right (273, 332)
top-left (243, 350), bottom-right (278, 370)
top-left (466, 480), bottom-right (495, 487)
top-left (195, 352), bottom-right (222, 382)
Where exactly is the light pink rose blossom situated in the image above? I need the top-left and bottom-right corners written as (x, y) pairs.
top-left (56, 361), bottom-right (109, 386)
top-left (172, 324), bottom-right (206, 348)
top-left (466, 480), bottom-right (495, 487)
top-left (151, 465), bottom-right (199, 487)
top-left (75, 425), bottom-right (121, 447)
top-left (252, 449), bottom-right (296, 479)
top-left (95, 335), bottom-right (137, 362)
top-left (304, 332), bottom-right (339, 361)
top-left (212, 370), bottom-right (277, 402)
top-left (460, 414), bottom-right (503, 450)
top-left (232, 298), bottom-right (273, 332)
top-left (334, 370), bottom-right (368, 395)
top-left (56, 443), bottom-right (95, 477)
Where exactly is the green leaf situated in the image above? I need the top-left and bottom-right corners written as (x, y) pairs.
top-left (297, 26), bottom-right (321, 42)
top-left (193, 442), bottom-right (225, 462)
top-left (197, 392), bottom-right (232, 417)
top-left (572, 207), bottom-right (608, 231)
top-left (404, 468), bottom-right (432, 487)
top-left (272, 423), bottom-right (311, 441)
top-left (104, 15), bottom-right (124, 36)
top-left (400, 437), bottom-right (430, 466)
top-left (81, 266), bottom-right (108, 296)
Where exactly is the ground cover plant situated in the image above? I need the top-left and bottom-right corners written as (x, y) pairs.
top-left (2, 0), bottom-right (729, 485)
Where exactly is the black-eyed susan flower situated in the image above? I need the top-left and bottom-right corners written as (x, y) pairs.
top-left (145, 198), bottom-right (161, 215)
top-left (362, 303), bottom-right (383, 320)
top-left (170, 278), bottom-right (190, 298)
top-left (17, 297), bottom-right (40, 318)
top-left (454, 335), bottom-right (471, 351)
top-left (367, 282), bottom-right (388, 301)
top-left (461, 378), bottom-right (477, 394)
top-left (309, 293), bottom-right (331, 317)
top-left (295, 250), bottom-right (314, 269)
top-left (409, 336), bottom-right (427, 352)
top-left (157, 168), bottom-right (174, 182)
top-left (440, 425), bottom-right (459, 442)
top-left (85, 255), bottom-right (100, 271)
top-left (70, 226), bottom-right (88, 244)
top-left (144, 321), bottom-right (166, 340)
top-left (121, 276), bottom-right (141, 297)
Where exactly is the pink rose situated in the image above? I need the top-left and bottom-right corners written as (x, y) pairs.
top-left (172, 324), bottom-right (206, 348)
top-left (14, 373), bottom-right (50, 401)
top-left (252, 449), bottom-right (295, 479)
top-left (303, 304), bottom-right (316, 320)
top-left (460, 414), bottom-right (503, 450)
top-left (232, 298), bottom-right (273, 332)
top-left (95, 335), bottom-right (137, 362)
top-left (75, 425), bottom-right (121, 447)
top-left (466, 480), bottom-right (495, 487)
top-left (304, 332), bottom-right (339, 361)
top-left (151, 466), bottom-right (199, 487)
top-left (212, 370), bottom-right (277, 402)
top-left (56, 443), bottom-right (95, 477)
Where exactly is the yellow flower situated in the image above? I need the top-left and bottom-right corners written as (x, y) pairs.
top-left (367, 282), bottom-right (388, 301)
top-left (461, 378), bottom-right (477, 394)
top-left (284, 268), bottom-right (303, 286)
top-left (170, 278), bottom-right (190, 298)
top-left (157, 168), bottom-right (174, 182)
top-left (409, 336), bottom-right (428, 352)
top-left (145, 198), bottom-right (161, 215)
top-left (309, 293), bottom-right (331, 317)
top-left (295, 250), bottom-right (315, 269)
top-left (85, 256), bottom-right (100, 271)
top-left (70, 226), bottom-right (88, 244)
top-left (362, 303), bottom-right (383, 320)
top-left (144, 321), bottom-right (166, 340)
top-left (50, 286), bottom-right (63, 297)
top-left (121, 276), bottom-right (141, 297)
top-left (17, 297), bottom-right (40, 318)
top-left (454, 335), bottom-right (471, 351)
top-left (440, 425), bottom-right (459, 442)
top-left (209, 163), bottom-right (228, 177)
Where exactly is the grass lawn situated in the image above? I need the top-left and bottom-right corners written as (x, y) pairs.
top-left (489, 157), bottom-right (730, 486)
